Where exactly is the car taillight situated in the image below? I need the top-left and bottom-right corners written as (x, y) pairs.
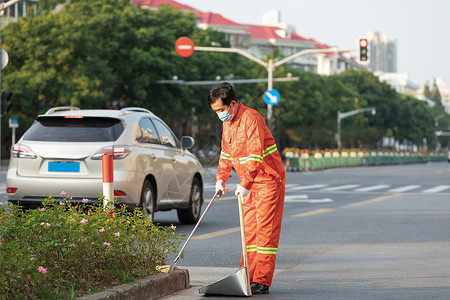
top-left (91, 146), bottom-right (131, 160)
top-left (10, 144), bottom-right (37, 159)
top-left (7, 188), bottom-right (17, 194)
top-left (114, 190), bottom-right (126, 197)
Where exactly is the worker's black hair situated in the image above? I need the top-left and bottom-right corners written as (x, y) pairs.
top-left (208, 82), bottom-right (237, 106)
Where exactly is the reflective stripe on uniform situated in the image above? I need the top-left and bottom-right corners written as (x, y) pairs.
top-left (263, 145), bottom-right (277, 157)
top-left (220, 151), bottom-right (233, 161)
top-left (247, 245), bottom-right (257, 252)
top-left (239, 154), bottom-right (263, 164)
top-left (238, 145), bottom-right (277, 164)
top-left (257, 246), bottom-right (277, 255)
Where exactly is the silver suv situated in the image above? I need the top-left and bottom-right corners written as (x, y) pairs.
top-left (6, 107), bottom-right (204, 224)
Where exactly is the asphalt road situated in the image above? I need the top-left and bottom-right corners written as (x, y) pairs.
top-left (157, 162), bottom-right (450, 299)
top-left (2, 162), bottom-right (449, 299)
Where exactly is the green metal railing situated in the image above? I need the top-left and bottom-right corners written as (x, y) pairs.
top-left (284, 150), bottom-right (447, 172)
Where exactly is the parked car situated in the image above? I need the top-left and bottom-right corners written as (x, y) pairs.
top-left (6, 106), bottom-right (204, 224)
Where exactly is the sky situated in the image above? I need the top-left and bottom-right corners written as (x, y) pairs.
top-left (180, 0), bottom-right (450, 88)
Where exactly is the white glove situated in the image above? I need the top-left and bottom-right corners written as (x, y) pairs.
top-left (235, 184), bottom-right (250, 204)
top-left (215, 180), bottom-right (228, 196)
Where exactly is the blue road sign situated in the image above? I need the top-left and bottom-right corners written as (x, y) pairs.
top-left (9, 118), bottom-right (19, 128)
top-left (264, 89), bottom-right (280, 105)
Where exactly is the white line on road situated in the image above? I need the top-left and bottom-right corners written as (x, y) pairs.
top-left (389, 185), bottom-right (421, 192)
top-left (322, 184), bottom-right (361, 191)
top-left (290, 184), bottom-right (329, 190)
top-left (285, 198), bottom-right (334, 203)
top-left (422, 185), bottom-right (450, 193)
top-left (354, 185), bottom-right (391, 192)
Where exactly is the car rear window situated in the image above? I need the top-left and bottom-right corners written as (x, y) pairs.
top-left (23, 116), bottom-right (125, 142)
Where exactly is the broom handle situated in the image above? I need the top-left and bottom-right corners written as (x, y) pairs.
top-left (237, 189), bottom-right (252, 295)
top-left (170, 191), bottom-right (220, 271)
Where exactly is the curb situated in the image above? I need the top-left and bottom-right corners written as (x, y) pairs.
top-left (78, 267), bottom-right (189, 300)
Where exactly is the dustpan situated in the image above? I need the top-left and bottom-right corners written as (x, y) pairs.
top-left (199, 191), bottom-right (252, 296)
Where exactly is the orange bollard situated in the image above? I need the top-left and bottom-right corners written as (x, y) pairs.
top-left (102, 154), bottom-right (114, 215)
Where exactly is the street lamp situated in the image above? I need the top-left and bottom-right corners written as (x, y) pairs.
top-left (194, 45), bottom-right (353, 132)
top-left (434, 114), bottom-right (444, 128)
top-left (337, 107), bottom-right (376, 149)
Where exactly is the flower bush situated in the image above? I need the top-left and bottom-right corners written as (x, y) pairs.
top-left (0, 194), bottom-right (183, 299)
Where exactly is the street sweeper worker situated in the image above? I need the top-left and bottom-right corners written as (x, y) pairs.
top-left (209, 82), bottom-right (285, 295)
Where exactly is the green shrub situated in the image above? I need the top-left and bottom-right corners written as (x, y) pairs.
top-left (0, 194), bottom-right (183, 299)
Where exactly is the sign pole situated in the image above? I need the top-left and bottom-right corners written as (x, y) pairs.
top-left (267, 59), bottom-right (274, 131)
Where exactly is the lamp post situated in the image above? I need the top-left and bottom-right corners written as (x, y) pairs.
top-left (337, 107), bottom-right (376, 149)
top-left (194, 45), bottom-right (352, 132)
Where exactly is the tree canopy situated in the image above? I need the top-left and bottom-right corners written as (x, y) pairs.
top-left (1, 0), bottom-right (448, 155)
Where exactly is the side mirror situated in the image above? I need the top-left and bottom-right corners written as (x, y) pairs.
top-left (181, 136), bottom-right (195, 150)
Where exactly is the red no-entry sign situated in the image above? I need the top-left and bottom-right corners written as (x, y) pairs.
top-left (175, 37), bottom-right (195, 57)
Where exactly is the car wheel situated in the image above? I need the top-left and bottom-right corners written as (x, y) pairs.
top-left (177, 177), bottom-right (203, 224)
top-left (140, 180), bottom-right (155, 221)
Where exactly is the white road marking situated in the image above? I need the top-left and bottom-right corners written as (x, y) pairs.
top-left (354, 185), bottom-right (391, 192)
top-left (422, 185), bottom-right (450, 193)
top-left (389, 185), bottom-right (421, 192)
top-left (290, 184), bottom-right (329, 190)
top-left (322, 184), bottom-right (361, 191)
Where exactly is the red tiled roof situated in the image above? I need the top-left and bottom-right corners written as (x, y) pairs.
top-left (245, 25), bottom-right (310, 42)
top-left (132, 0), bottom-right (198, 12)
top-left (197, 12), bottom-right (243, 26)
top-left (132, 0), bottom-right (325, 47)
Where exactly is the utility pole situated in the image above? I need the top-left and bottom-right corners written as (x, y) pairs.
top-left (194, 46), bottom-right (352, 132)
top-left (337, 107), bottom-right (376, 150)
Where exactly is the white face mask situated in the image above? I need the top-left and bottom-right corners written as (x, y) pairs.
top-left (217, 106), bottom-right (233, 122)
top-left (216, 102), bottom-right (235, 122)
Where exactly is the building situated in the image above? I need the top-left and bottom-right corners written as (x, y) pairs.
top-left (435, 78), bottom-right (450, 113)
top-left (375, 72), bottom-right (421, 98)
top-left (2, 0), bottom-right (38, 19)
top-left (365, 31), bottom-right (397, 73)
top-left (133, 0), bottom-right (363, 75)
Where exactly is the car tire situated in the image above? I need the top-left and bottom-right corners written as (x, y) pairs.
top-left (177, 177), bottom-right (203, 224)
top-left (140, 179), bottom-right (155, 221)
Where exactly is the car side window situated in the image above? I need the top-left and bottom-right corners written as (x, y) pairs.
top-left (152, 119), bottom-right (180, 148)
top-left (138, 118), bottom-right (160, 144)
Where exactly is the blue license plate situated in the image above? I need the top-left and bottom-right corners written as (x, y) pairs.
top-left (48, 161), bottom-right (80, 172)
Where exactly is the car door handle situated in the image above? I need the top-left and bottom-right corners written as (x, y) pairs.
top-left (172, 158), bottom-right (176, 163)
top-left (151, 154), bottom-right (157, 160)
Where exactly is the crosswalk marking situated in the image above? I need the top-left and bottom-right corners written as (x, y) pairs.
top-left (203, 183), bottom-right (450, 194)
top-left (389, 185), bottom-right (421, 192)
top-left (322, 184), bottom-right (360, 191)
top-left (290, 184), bottom-right (329, 190)
top-left (422, 185), bottom-right (450, 193)
top-left (353, 185), bottom-right (391, 192)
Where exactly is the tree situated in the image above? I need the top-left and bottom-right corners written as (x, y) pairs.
top-left (423, 80), bottom-right (442, 107)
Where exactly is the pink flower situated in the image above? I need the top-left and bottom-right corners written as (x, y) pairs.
top-left (38, 208), bottom-right (45, 212)
top-left (113, 232), bottom-right (120, 237)
top-left (40, 222), bottom-right (45, 226)
top-left (60, 191), bottom-right (67, 196)
top-left (170, 224), bottom-right (176, 230)
top-left (99, 227), bottom-right (105, 232)
top-left (103, 242), bottom-right (111, 247)
top-left (59, 202), bottom-right (65, 206)
top-left (37, 266), bottom-right (47, 274)
top-left (0, 242), bottom-right (2, 246)
top-left (46, 223), bottom-right (51, 227)
top-left (80, 219), bottom-right (88, 224)
top-left (68, 196), bottom-right (72, 200)
top-left (82, 198), bottom-right (89, 204)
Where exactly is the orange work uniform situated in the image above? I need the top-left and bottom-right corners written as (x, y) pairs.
top-left (216, 102), bottom-right (285, 287)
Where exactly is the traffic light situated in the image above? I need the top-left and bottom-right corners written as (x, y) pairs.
top-left (1, 91), bottom-right (12, 115)
top-left (359, 38), bottom-right (369, 63)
